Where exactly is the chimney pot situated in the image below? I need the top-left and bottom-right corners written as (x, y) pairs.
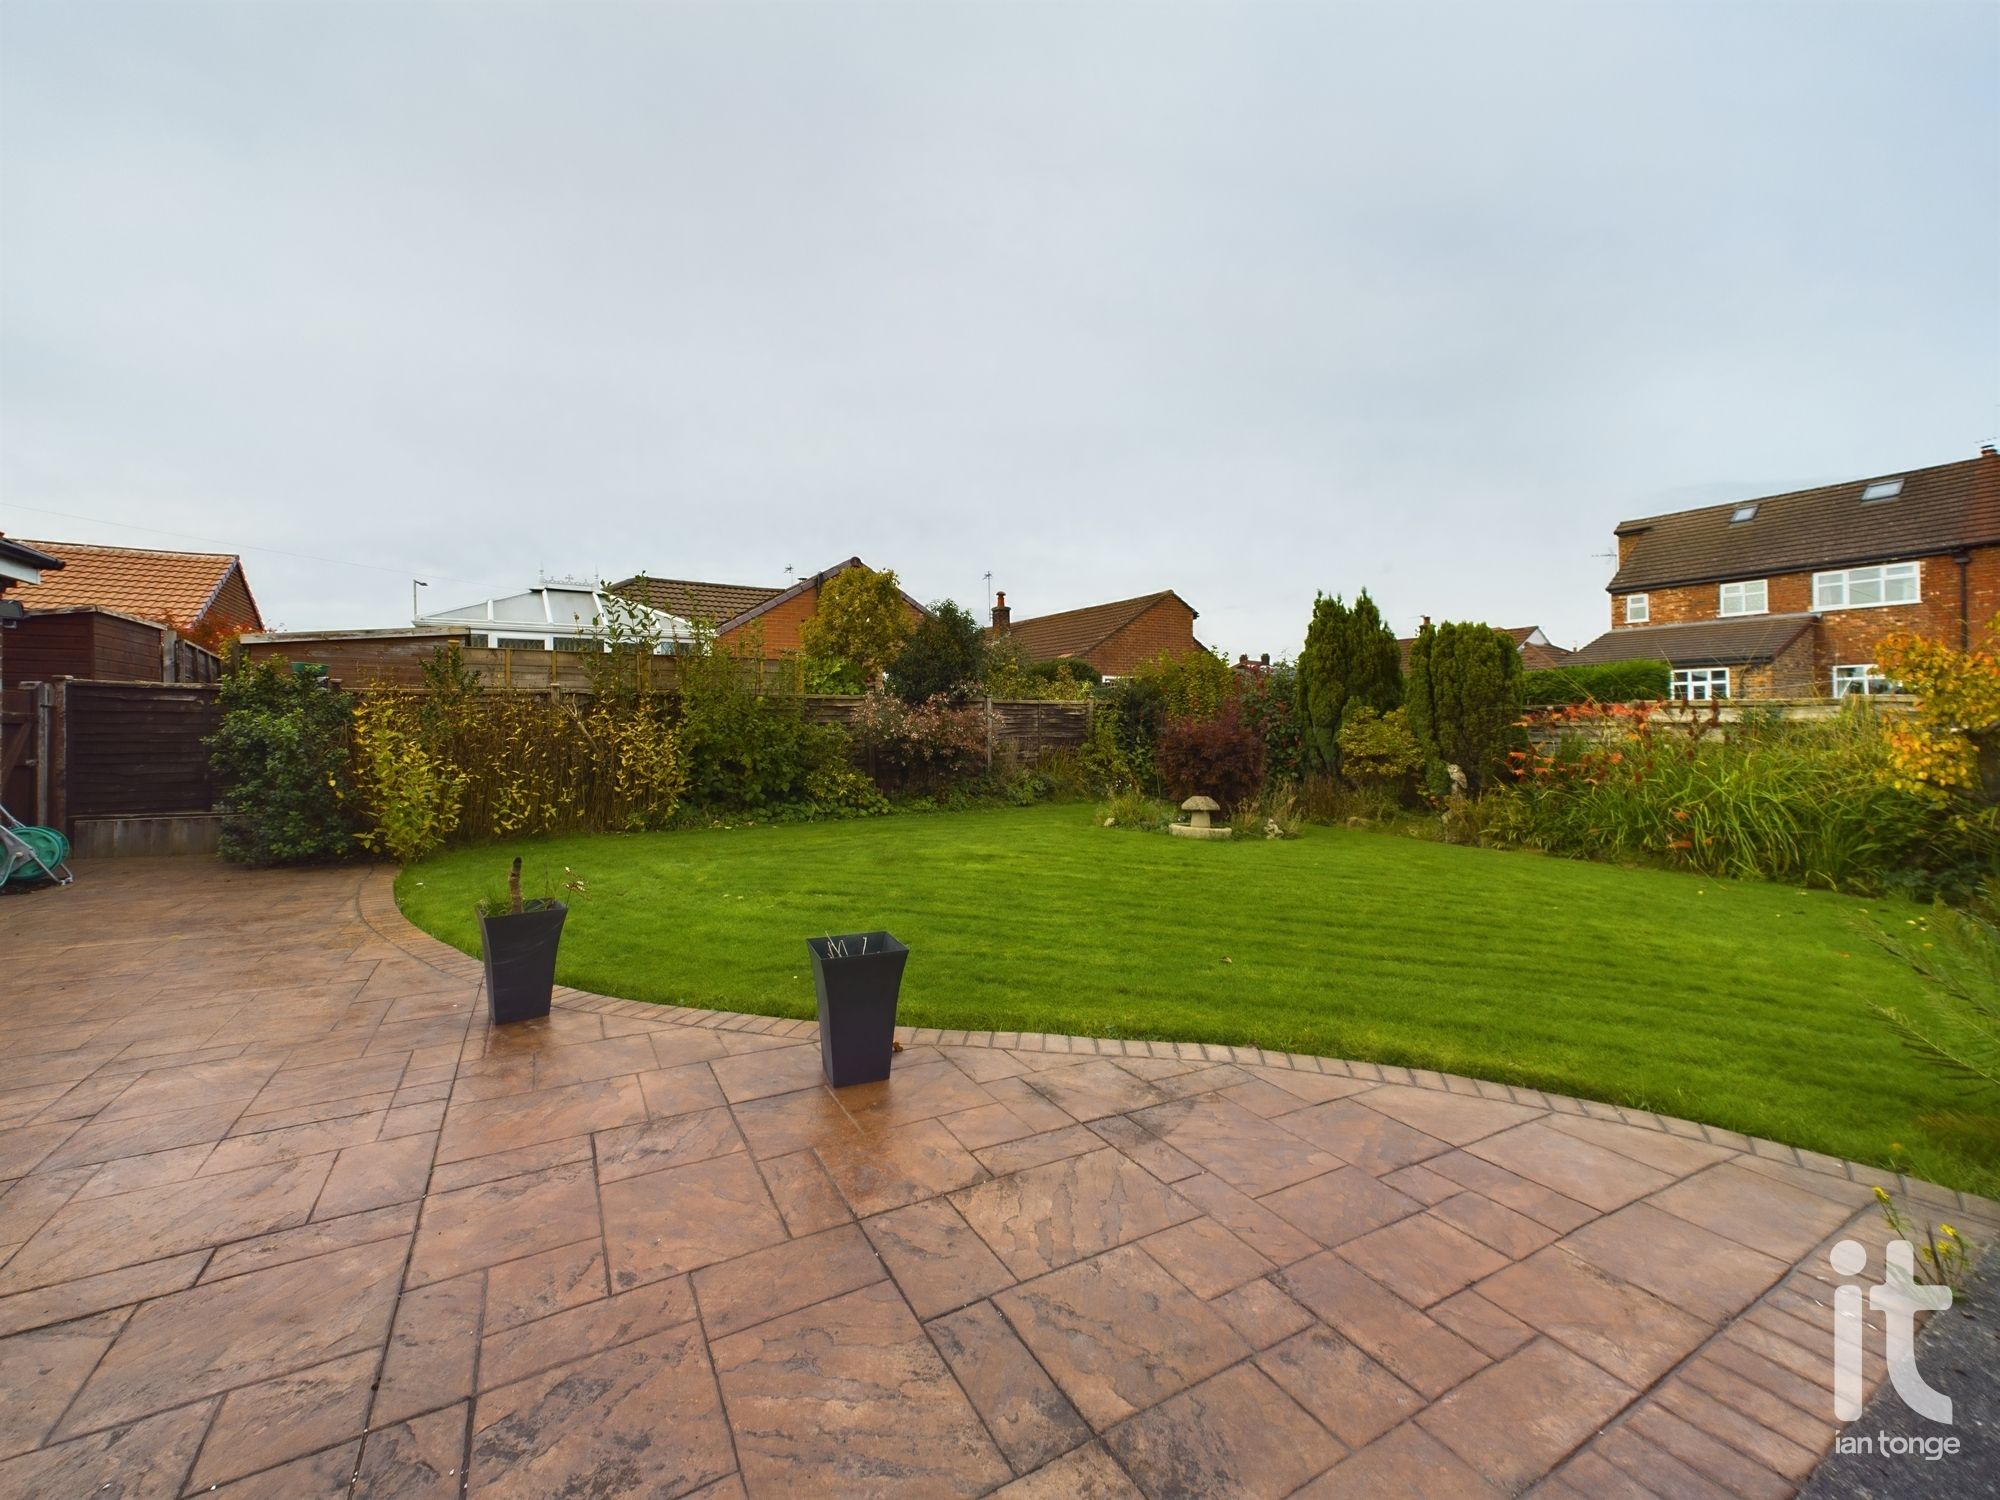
top-left (991, 591), bottom-right (1011, 632)
top-left (1984, 443), bottom-right (1998, 458)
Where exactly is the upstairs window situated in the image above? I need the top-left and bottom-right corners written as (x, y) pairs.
top-left (1718, 580), bottom-right (1767, 617)
top-left (1861, 478), bottom-right (1905, 502)
top-left (1730, 503), bottom-right (1759, 523)
top-left (1625, 593), bottom-right (1649, 624)
top-left (1813, 562), bottom-right (1919, 610)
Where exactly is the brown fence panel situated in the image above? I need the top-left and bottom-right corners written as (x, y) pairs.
top-left (801, 696), bottom-right (1090, 766)
top-left (1, 686), bottom-right (43, 820)
top-left (63, 681), bottom-right (221, 819)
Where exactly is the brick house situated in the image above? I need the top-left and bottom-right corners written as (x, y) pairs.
top-left (1568, 446), bottom-right (2000, 700)
top-left (988, 590), bottom-right (1202, 677)
top-left (612, 558), bottom-right (925, 656)
top-left (12, 540), bottom-right (264, 645)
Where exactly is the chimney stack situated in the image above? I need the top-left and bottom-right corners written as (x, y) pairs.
top-left (991, 591), bottom-right (1011, 632)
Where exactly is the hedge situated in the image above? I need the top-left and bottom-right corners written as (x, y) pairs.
top-left (1522, 659), bottom-right (1671, 705)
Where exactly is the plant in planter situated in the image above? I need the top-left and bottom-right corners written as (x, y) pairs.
top-left (477, 858), bottom-right (582, 1024)
top-left (804, 930), bottom-right (910, 1086)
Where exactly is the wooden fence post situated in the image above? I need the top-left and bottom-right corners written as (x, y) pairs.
top-left (33, 682), bottom-right (52, 826)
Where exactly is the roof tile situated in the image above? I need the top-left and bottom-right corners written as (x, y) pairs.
top-left (16, 540), bottom-right (257, 631)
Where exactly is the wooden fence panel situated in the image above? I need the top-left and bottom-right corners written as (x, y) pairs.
top-left (63, 682), bottom-right (220, 819)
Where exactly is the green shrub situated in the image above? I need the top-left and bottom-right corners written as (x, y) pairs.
top-left (1490, 708), bottom-right (1995, 899)
top-left (1131, 648), bottom-right (1234, 721)
top-left (1405, 621), bottom-right (1525, 793)
top-left (1239, 663), bottom-right (1304, 784)
top-left (1522, 659), bottom-right (1670, 706)
top-left (1296, 590), bottom-right (1402, 774)
top-left (1336, 706), bottom-right (1425, 791)
top-left (1096, 787), bottom-right (1172, 831)
top-left (677, 630), bottom-right (855, 810)
top-left (208, 660), bottom-right (356, 865)
top-left (888, 600), bottom-right (986, 704)
top-left (351, 693), bottom-right (467, 863)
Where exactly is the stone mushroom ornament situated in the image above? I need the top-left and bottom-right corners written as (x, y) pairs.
top-left (1170, 794), bottom-right (1232, 840)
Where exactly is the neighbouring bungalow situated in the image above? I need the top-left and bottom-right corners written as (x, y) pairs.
top-left (1569, 444), bottom-right (2000, 700)
top-left (1396, 623), bottom-right (1573, 673)
top-left (986, 589), bottom-right (1203, 678)
top-left (611, 558), bottom-right (927, 656)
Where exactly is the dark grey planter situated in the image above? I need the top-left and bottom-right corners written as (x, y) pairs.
top-left (805, 932), bottom-right (909, 1087)
top-left (480, 901), bottom-right (567, 1024)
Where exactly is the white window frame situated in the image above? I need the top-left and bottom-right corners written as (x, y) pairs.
top-left (1671, 667), bottom-right (1731, 701)
top-left (1717, 580), bottom-right (1767, 617)
top-left (1624, 593), bottom-right (1649, 624)
top-left (1831, 664), bottom-right (1896, 699)
top-left (1812, 562), bottom-right (1920, 611)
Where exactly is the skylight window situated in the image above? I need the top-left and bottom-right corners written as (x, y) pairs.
top-left (1861, 478), bottom-right (1904, 502)
top-left (1730, 503), bottom-right (1758, 523)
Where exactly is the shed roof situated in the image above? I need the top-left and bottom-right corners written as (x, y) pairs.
top-left (14, 539), bottom-right (260, 630)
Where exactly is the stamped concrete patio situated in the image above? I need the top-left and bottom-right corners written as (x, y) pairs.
top-left (0, 860), bottom-right (1991, 1498)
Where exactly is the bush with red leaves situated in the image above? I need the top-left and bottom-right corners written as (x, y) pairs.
top-left (1155, 702), bottom-right (1268, 811)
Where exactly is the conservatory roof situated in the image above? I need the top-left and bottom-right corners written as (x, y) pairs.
top-left (417, 584), bottom-right (690, 641)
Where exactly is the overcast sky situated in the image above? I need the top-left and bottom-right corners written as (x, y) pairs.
top-left (3, 1), bottom-right (1995, 657)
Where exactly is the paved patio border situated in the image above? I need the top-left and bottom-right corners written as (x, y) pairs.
top-left (361, 868), bottom-right (1997, 1221)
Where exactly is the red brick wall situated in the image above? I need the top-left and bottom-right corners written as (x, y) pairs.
top-left (202, 567), bottom-right (264, 636)
top-left (1610, 544), bottom-right (2000, 697)
top-left (1090, 597), bottom-right (1202, 677)
top-left (719, 584), bottom-right (926, 658)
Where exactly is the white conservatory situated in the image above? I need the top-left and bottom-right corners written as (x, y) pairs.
top-left (416, 583), bottom-right (690, 652)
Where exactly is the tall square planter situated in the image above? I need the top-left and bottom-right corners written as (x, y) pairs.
top-left (805, 932), bottom-right (908, 1087)
top-left (480, 901), bottom-right (567, 1024)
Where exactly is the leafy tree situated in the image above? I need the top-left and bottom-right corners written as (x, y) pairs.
top-left (1295, 590), bottom-right (1402, 775)
top-left (1404, 621), bottom-right (1523, 793)
top-left (798, 566), bottom-right (913, 691)
top-left (1132, 648), bottom-right (1234, 721)
top-left (888, 600), bottom-right (986, 705)
top-left (207, 660), bottom-right (356, 864)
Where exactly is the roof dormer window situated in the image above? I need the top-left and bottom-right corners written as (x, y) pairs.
top-left (1730, 503), bottom-right (1758, 523)
top-left (1861, 478), bottom-right (1904, 502)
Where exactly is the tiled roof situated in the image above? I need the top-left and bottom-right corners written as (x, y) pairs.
top-left (612, 559), bottom-right (927, 634)
top-left (609, 576), bottom-right (783, 627)
top-left (1609, 449), bottom-right (2000, 592)
top-left (1398, 625), bottom-right (1568, 672)
top-left (997, 592), bottom-right (1188, 661)
top-left (1567, 614), bottom-right (1817, 668)
top-left (15, 539), bottom-right (257, 630)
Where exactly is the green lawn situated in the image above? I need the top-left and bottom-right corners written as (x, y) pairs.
top-left (398, 804), bottom-right (1994, 1193)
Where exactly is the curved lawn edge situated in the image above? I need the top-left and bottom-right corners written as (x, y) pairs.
top-left (366, 865), bottom-right (1998, 1214)
top-left (392, 807), bottom-right (1994, 1196)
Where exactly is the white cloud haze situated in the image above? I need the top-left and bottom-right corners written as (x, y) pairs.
top-left (3, 0), bottom-right (1995, 657)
